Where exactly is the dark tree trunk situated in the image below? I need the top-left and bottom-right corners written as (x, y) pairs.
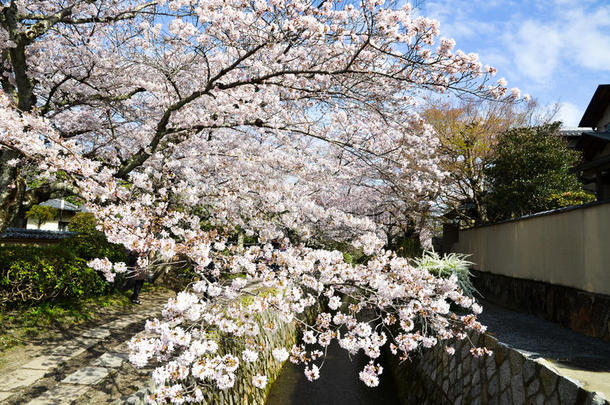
top-left (0, 5), bottom-right (38, 233)
top-left (0, 149), bottom-right (26, 233)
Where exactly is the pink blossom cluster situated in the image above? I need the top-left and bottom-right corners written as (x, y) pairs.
top-left (0, 1), bottom-right (513, 401)
top-left (4, 0), bottom-right (525, 250)
top-left (126, 243), bottom-right (488, 403)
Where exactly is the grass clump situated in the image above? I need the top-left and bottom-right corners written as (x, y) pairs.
top-left (413, 251), bottom-right (477, 297)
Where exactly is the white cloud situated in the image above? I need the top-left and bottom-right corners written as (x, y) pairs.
top-left (557, 102), bottom-right (583, 127)
top-left (418, 0), bottom-right (608, 112)
top-left (503, 3), bottom-right (610, 83)
top-left (507, 21), bottom-right (562, 83)
top-left (562, 7), bottom-right (610, 71)
top-left (423, 1), bottom-right (610, 85)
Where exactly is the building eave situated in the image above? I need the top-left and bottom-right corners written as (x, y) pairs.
top-left (579, 84), bottom-right (610, 128)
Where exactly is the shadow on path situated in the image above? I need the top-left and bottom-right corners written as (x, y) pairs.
top-left (478, 300), bottom-right (610, 371)
top-left (266, 342), bottom-right (401, 405)
top-left (479, 299), bottom-right (610, 399)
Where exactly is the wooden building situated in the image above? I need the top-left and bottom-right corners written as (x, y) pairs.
top-left (575, 84), bottom-right (610, 200)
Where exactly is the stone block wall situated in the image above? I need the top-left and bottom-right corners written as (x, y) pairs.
top-left (123, 307), bottom-right (299, 405)
top-left (472, 270), bottom-right (610, 341)
top-left (197, 309), bottom-right (298, 405)
top-left (387, 333), bottom-right (609, 405)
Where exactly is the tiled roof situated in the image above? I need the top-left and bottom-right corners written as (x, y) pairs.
top-left (40, 199), bottom-right (81, 212)
top-left (0, 227), bottom-right (76, 240)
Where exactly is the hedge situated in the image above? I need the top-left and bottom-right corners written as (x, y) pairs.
top-left (0, 244), bottom-right (115, 305)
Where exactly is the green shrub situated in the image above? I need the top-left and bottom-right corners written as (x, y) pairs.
top-left (548, 191), bottom-right (596, 208)
top-left (485, 123), bottom-right (587, 221)
top-left (0, 245), bottom-right (112, 306)
top-left (59, 212), bottom-right (127, 262)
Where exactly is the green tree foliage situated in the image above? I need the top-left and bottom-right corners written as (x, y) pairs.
top-left (424, 98), bottom-right (551, 226)
top-left (25, 205), bottom-right (58, 229)
top-left (67, 212), bottom-right (98, 234)
top-left (485, 122), bottom-right (593, 221)
top-left (548, 191), bottom-right (596, 208)
top-left (61, 212), bottom-right (127, 262)
top-left (0, 245), bottom-right (111, 305)
top-left (0, 213), bottom-right (127, 305)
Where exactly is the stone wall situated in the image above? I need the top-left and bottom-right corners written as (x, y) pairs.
top-left (472, 270), bottom-right (610, 341)
top-left (388, 333), bottom-right (609, 405)
top-left (198, 309), bottom-right (298, 405)
top-left (122, 303), bottom-right (302, 405)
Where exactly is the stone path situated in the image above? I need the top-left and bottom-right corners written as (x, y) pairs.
top-left (479, 300), bottom-right (610, 401)
top-left (0, 289), bottom-right (174, 405)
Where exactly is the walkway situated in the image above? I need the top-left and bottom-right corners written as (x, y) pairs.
top-left (265, 342), bottom-right (401, 405)
top-left (0, 289), bottom-right (174, 405)
top-left (4, 292), bottom-right (607, 404)
top-left (479, 300), bottom-right (610, 400)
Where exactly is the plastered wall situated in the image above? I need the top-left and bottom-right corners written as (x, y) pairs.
top-left (452, 202), bottom-right (610, 296)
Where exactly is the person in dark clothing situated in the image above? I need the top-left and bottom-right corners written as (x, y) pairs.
top-left (127, 252), bottom-right (147, 304)
top-left (131, 274), bottom-right (145, 304)
top-left (201, 261), bottom-right (218, 302)
top-left (130, 268), bottom-right (148, 304)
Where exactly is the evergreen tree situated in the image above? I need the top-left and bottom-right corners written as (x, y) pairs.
top-left (485, 122), bottom-right (593, 221)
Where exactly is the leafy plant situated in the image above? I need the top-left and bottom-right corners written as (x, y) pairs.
top-left (548, 191), bottom-right (595, 208)
top-left (0, 245), bottom-right (112, 305)
top-left (413, 251), bottom-right (476, 297)
top-left (60, 212), bottom-right (127, 262)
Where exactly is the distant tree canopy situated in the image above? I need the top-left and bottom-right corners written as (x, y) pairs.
top-left (64, 213), bottom-right (127, 263)
top-left (68, 212), bottom-right (100, 235)
top-left (423, 98), bottom-right (551, 226)
top-left (485, 122), bottom-right (594, 222)
top-left (25, 205), bottom-right (58, 229)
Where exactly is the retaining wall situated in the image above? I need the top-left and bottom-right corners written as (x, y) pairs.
top-left (388, 333), bottom-right (609, 405)
top-left (472, 270), bottom-right (610, 341)
top-left (451, 201), bottom-right (610, 297)
top-left (448, 201), bottom-right (610, 340)
top-left (122, 303), bottom-right (300, 405)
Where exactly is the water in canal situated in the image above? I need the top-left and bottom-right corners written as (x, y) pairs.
top-left (265, 342), bottom-right (401, 405)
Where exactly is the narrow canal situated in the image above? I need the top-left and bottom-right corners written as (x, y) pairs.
top-left (265, 342), bottom-right (401, 405)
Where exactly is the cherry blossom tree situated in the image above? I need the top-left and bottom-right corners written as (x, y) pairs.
top-left (0, 0), bottom-right (517, 401)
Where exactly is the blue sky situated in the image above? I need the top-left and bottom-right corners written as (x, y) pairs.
top-left (418, 0), bottom-right (610, 127)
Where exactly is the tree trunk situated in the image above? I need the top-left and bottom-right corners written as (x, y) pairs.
top-left (0, 149), bottom-right (25, 233)
top-left (0, 6), bottom-right (37, 233)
